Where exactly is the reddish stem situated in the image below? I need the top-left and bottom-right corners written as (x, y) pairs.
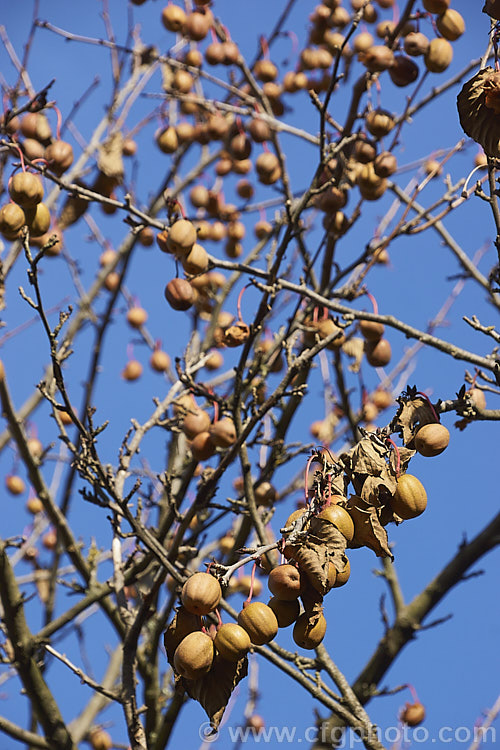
top-left (262, 141), bottom-right (271, 154)
top-left (259, 207), bottom-right (267, 223)
top-left (260, 35), bottom-right (270, 59)
top-left (174, 198), bottom-right (186, 219)
top-left (48, 104), bottom-right (62, 140)
top-left (245, 561), bottom-right (258, 604)
top-left (415, 391), bottom-right (440, 422)
top-left (386, 437), bottom-right (401, 478)
top-left (366, 291), bottom-right (378, 315)
top-left (405, 683), bottom-right (420, 704)
top-left (236, 284), bottom-right (249, 323)
top-left (11, 144), bottom-right (26, 172)
top-left (283, 30), bottom-right (299, 57)
top-left (215, 608), bottom-right (222, 628)
top-left (304, 454), bottom-right (316, 506)
top-left (126, 343), bottom-right (134, 361)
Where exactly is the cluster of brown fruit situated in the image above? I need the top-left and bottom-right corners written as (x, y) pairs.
top-left (0, 171), bottom-right (50, 242)
top-left (174, 393), bottom-right (237, 462)
top-left (359, 316), bottom-right (392, 368)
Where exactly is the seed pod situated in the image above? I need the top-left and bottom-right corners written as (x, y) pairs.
top-left (404, 31), bottom-right (430, 57)
top-left (126, 306), bottom-right (148, 328)
top-left (161, 4), bottom-right (186, 32)
top-left (181, 572), bottom-right (222, 615)
top-left (0, 203), bottom-right (26, 238)
top-left (6, 474), bottom-right (26, 495)
top-left (414, 423), bottom-right (449, 457)
top-left (209, 417), bottom-right (237, 448)
top-left (255, 59), bottom-right (278, 82)
top-left (359, 319), bottom-right (384, 341)
top-left (214, 623), bottom-right (251, 662)
top-left (150, 349), bottom-right (170, 372)
top-left (424, 38), bottom-right (453, 74)
top-left (361, 45), bottom-right (395, 73)
top-left (45, 140), bottom-right (74, 175)
top-left (400, 701), bottom-right (426, 726)
top-left (365, 338), bottom-right (391, 367)
top-left (317, 505), bottom-right (355, 542)
top-left (365, 109), bottom-right (395, 137)
top-left (436, 9), bottom-right (465, 40)
top-left (238, 602), bottom-right (278, 645)
top-left (174, 631), bottom-right (215, 680)
top-left (9, 172), bottom-right (44, 207)
top-left (293, 612), bottom-right (327, 649)
top-left (25, 203), bottom-right (51, 237)
top-left (183, 9), bottom-right (212, 41)
top-left (163, 606), bottom-right (201, 654)
top-left (166, 219), bottom-right (197, 256)
top-left (268, 564), bottom-right (303, 601)
top-left (332, 557), bottom-right (351, 587)
top-left (391, 474), bottom-right (427, 519)
top-left (182, 243), bottom-right (209, 275)
top-left (267, 596), bottom-right (300, 628)
top-left (156, 126), bottom-right (178, 154)
top-left (122, 360), bottom-right (143, 381)
top-left (182, 407), bottom-right (210, 439)
top-left (374, 151), bottom-right (397, 177)
top-left (389, 55), bottom-right (419, 87)
top-left (165, 279), bottom-right (195, 310)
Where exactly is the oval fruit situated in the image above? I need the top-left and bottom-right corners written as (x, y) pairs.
top-left (267, 597), bottom-right (300, 628)
top-left (181, 572), bottom-right (221, 615)
top-left (173, 631), bottom-right (214, 680)
top-left (267, 564), bottom-right (302, 601)
top-left (414, 423), bottom-right (449, 457)
top-left (391, 474), bottom-right (427, 520)
top-left (163, 606), bottom-right (201, 654)
top-left (333, 557), bottom-right (351, 588)
top-left (238, 602), bottom-right (278, 645)
top-left (214, 623), bottom-right (251, 662)
top-left (293, 612), bottom-right (327, 649)
top-left (317, 505), bottom-right (355, 542)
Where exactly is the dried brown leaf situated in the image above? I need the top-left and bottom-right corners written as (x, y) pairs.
top-left (342, 336), bottom-right (365, 373)
top-left (98, 131), bottom-right (124, 182)
top-left (394, 397), bottom-right (436, 446)
top-left (183, 653), bottom-right (248, 731)
top-left (346, 495), bottom-right (393, 559)
top-left (288, 518), bottom-right (347, 594)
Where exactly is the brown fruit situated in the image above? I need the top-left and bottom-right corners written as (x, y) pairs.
top-left (238, 602), bottom-right (278, 645)
top-left (89, 729), bottom-right (113, 750)
top-left (359, 319), bottom-right (384, 341)
top-left (45, 140), bottom-right (74, 175)
top-left (174, 631), bottom-right (214, 679)
top-left (190, 431), bottom-right (215, 461)
top-left (317, 505), bottom-right (355, 542)
top-left (365, 338), bottom-right (391, 367)
top-left (0, 203), bottom-right (26, 238)
top-left (267, 596), bottom-right (300, 628)
top-left (436, 9), bottom-right (465, 41)
top-left (374, 152), bottom-right (397, 178)
top-left (422, 0), bottom-right (449, 12)
top-left (361, 45), bottom-right (395, 73)
top-left (163, 606), bottom-right (202, 654)
top-left (365, 109), bottom-right (394, 137)
top-left (209, 417), bottom-right (237, 448)
top-left (214, 623), bottom-right (251, 662)
top-left (424, 38), bottom-right (453, 74)
top-left (157, 126), bottom-right (178, 154)
top-left (293, 612), bottom-right (327, 649)
top-left (255, 481), bottom-right (276, 507)
top-left (122, 360), bottom-right (143, 381)
top-left (42, 529), bottom-right (58, 550)
top-left (161, 4), bottom-right (186, 32)
top-left (400, 701), bottom-right (426, 726)
top-left (27, 437), bottom-right (43, 458)
top-left (166, 219), bottom-right (197, 256)
top-left (126, 306), bottom-right (148, 328)
top-left (6, 475), bottom-right (26, 495)
top-left (389, 55), bottom-right (419, 87)
top-left (184, 9), bottom-right (212, 41)
top-left (138, 227), bottom-right (154, 247)
top-left (268, 564), bottom-right (303, 601)
top-left (165, 278), bottom-right (195, 310)
top-left (391, 474), bottom-right (427, 519)
top-left (27, 496), bottom-right (44, 514)
top-left (414, 423), bottom-right (449, 457)
top-left (25, 203), bottom-right (51, 237)
top-left (404, 32), bottom-right (430, 57)
top-left (181, 572), bottom-right (222, 615)
top-left (150, 349), bottom-right (170, 372)
top-left (20, 113), bottom-right (52, 143)
top-left (182, 243), bottom-right (209, 275)
top-left (9, 172), bottom-right (44, 207)
top-left (182, 408), bottom-right (210, 439)
top-left (332, 557), bottom-right (351, 587)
